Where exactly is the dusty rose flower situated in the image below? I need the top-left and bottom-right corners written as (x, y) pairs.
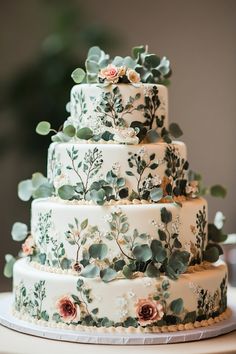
top-left (56, 295), bottom-right (77, 322)
top-left (99, 64), bottom-right (119, 83)
top-left (22, 235), bottom-right (35, 256)
top-left (136, 298), bottom-right (164, 325)
top-left (126, 69), bottom-right (140, 83)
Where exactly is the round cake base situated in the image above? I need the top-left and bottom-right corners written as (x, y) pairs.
top-left (0, 293), bottom-right (235, 345)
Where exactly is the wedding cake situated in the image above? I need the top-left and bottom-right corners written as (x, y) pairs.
top-left (7, 46), bottom-right (230, 333)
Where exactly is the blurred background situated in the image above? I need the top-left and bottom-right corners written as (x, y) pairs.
top-left (0, 0), bottom-right (236, 291)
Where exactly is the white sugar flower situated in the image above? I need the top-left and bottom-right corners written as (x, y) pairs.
top-left (186, 181), bottom-right (199, 198)
top-left (112, 162), bottom-right (121, 175)
top-left (113, 127), bottom-right (139, 145)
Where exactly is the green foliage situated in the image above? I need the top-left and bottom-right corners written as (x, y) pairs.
top-left (11, 222), bottom-right (28, 241)
top-left (71, 68), bottom-right (86, 83)
top-left (63, 125), bottom-right (76, 137)
top-left (18, 172), bottom-right (54, 201)
top-left (203, 246), bottom-right (220, 262)
top-left (100, 268), bottom-right (117, 282)
top-left (4, 254), bottom-right (16, 278)
top-left (169, 123), bottom-right (183, 138)
top-left (150, 187), bottom-right (163, 202)
top-left (80, 264), bottom-right (100, 278)
top-left (132, 244), bottom-right (152, 262)
top-left (72, 45), bottom-right (171, 85)
top-left (145, 262), bottom-right (160, 277)
top-left (36, 121), bottom-right (51, 136)
top-left (77, 127), bottom-right (94, 140)
top-left (89, 243), bottom-right (108, 260)
top-left (58, 185), bottom-right (75, 200)
top-left (170, 298), bottom-right (184, 315)
top-left (210, 185), bottom-right (227, 198)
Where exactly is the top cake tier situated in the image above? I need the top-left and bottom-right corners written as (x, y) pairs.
top-left (68, 83), bottom-right (168, 144)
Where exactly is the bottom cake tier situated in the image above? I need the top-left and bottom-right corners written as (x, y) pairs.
top-left (12, 258), bottom-right (229, 333)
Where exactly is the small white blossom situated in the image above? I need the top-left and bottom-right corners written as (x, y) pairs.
top-left (113, 127), bottom-right (139, 145)
top-left (112, 162), bottom-right (121, 176)
top-left (186, 181), bottom-right (199, 198)
top-left (104, 214), bottom-right (113, 223)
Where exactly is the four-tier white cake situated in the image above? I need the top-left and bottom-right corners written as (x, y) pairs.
top-left (10, 46), bottom-right (229, 333)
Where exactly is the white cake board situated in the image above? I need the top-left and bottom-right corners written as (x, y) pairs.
top-left (0, 293), bottom-right (235, 345)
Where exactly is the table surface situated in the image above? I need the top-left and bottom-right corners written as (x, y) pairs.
top-left (0, 291), bottom-right (236, 354)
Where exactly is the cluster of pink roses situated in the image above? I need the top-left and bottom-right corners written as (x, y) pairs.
top-left (22, 235), bottom-right (35, 256)
top-left (98, 64), bottom-right (140, 84)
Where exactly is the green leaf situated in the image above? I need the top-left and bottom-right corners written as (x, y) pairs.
top-left (122, 265), bottom-right (133, 279)
top-left (33, 183), bottom-right (54, 199)
top-left (114, 259), bottom-right (126, 271)
top-left (71, 68), bottom-right (86, 84)
top-left (58, 185), bottom-right (75, 200)
top-left (169, 123), bottom-right (183, 138)
top-left (4, 254), bottom-right (16, 278)
top-left (183, 311), bottom-right (197, 324)
top-left (145, 262), bottom-right (160, 278)
top-left (76, 278), bottom-right (84, 290)
top-left (170, 298), bottom-right (184, 314)
top-left (31, 173), bottom-right (47, 189)
top-left (71, 294), bottom-right (81, 305)
top-left (132, 45), bottom-right (145, 59)
top-left (125, 171), bottom-right (135, 177)
top-left (210, 185), bottom-right (227, 198)
top-left (146, 129), bottom-right (160, 143)
top-left (89, 188), bottom-right (106, 205)
top-left (86, 60), bottom-right (100, 74)
top-left (63, 125), bottom-right (76, 137)
top-left (150, 163), bottom-right (158, 170)
top-left (91, 308), bottom-right (99, 315)
top-left (11, 222), bottom-right (28, 241)
top-left (100, 268), bottom-right (117, 282)
top-left (151, 239), bottom-right (167, 262)
top-left (133, 244), bottom-right (152, 262)
top-left (150, 187), bottom-right (163, 202)
top-left (161, 207), bottom-right (172, 223)
top-left (144, 54), bottom-right (160, 67)
top-left (203, 246), bottom-right (219, 262)
top-left (158, 229), bottom-right (167, 241)
top-left (80, 264), bottom-right (100, 278)
top-left (89, 243), bottom-right (108, 260)
top-left (77, 127), bottom-right (94, 140)
top-left (208, 223), bottom-right (227, 243)
top-left (80, 219), bottom-right (88, 230)
top-left (18, 179), bottom-right (33, 201)
top-left (36, 121), bottom-right (51, 136)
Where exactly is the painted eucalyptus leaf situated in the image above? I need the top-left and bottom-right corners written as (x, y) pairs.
top-left (100, 268), bottom-right (117, 282)
top-left (35, 121), bottom-right (51, 136)
top-left (80, 264), bottom-right (100, 278)
top-left (89, 243), bottom-right (108, 260)
top-left (161, 207), bottom-right (172, 223)
top-left (71, 68), bottom-right (86, 84)
top-left (170, 298), bottom-right (184, 314)
top-left (4, 254), bottom-right (16, 278)
top-left (146, 129), bottom-right (160, 143)
top-left (133, 244), bottom-right (152, 262)
top-left (11, 222), bottom-right (28, 241)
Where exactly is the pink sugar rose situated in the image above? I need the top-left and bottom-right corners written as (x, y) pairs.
top-left (56, 295), bottom-right (77, 322)
top-left (99, 64), bottom-right (120, 83)
top-left (136, 298), bottom-right (164, 325)
top-left (22, 235), bottom-right (35, 256)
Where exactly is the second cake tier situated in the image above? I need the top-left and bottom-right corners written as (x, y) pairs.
top-left (30, 197), bottom-right (208, 273)
top-left (48, 141), bottom-right (188, 202)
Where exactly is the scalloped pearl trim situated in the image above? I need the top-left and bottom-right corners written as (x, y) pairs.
top-left (12, 308), bottom-right (231, 333)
